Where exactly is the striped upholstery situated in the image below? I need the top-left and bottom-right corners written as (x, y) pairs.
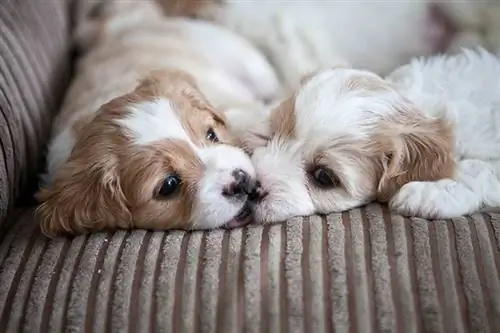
top-left (0, 0), bottom-right (71, 224)
top-left (1, 205), bottom-right (499, 332)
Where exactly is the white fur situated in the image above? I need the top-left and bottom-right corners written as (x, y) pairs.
top-left (198, 0), bottom-right (493, 90)
top-left (194, 145), bottom-right (256, 229)
top-left (386, 48), bottom-right (500, 218)
top-left (119, 99), bottom-right (190, 145)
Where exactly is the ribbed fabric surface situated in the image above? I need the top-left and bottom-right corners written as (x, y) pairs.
top-left (1, 204), bottom-right (499, 332)
top-left (0, 0), bottom-right (71, 224)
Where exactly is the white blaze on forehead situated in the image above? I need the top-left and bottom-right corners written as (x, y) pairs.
top-left (117, 98), bottom-right (192, 145)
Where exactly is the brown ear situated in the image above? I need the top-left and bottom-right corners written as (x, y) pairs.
top-left (35, 151), bottom-right (132, 238)
top-left (376, 115), bottom-right (455, 202)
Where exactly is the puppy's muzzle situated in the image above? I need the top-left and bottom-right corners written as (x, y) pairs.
top-left (248, 181), bottom-right (268, 202)
top-left (223, 169), bottom-right (258, 199)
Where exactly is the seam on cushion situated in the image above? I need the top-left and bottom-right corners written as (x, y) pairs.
top-left (128, 231), bottom-right (153, 333)
top-left (6, 231), bottom-right (47, 332)
top-left (360, 207), bottom-right (376, 330)
top-left (323, 215), bottom-right (333, 333)
top-left (236, 228), bottom-right (247, 331)
top-left (476, 214), bottom-right (500, 333)
top-left (429, 221), bottom-right (447, 331)
top-left (302, 217), bottom-right (311, 333)
top-left (483, 214), bottom-right (500, 282)
top-left (60, 234), bottom-right (90, 332)
top-left (19, 235), bottom-right (50, 331)
top-left (447, 221), bottom-right (470, 331)
top-left (383, 208), bottom-right (403, 333)
top-left (468, 217), bottom-right (494, 331)
top-left (0, 209), bottom-right (28, 264)
top-left (258, 225), bottom-right (270, 333)
top-left (172, 232), bottom-right (189, 332)
top-left (0, 222), bottom-right (39, 327)
top-left (192, 232), bottom-right (206, 333)
top-left (452, 218), bottom-right (489, 332)
top-left (279, 223), bottom-right (287, 333)
top-left (150, 231), bottom-right (167, 332)
top-left (39, 237), bottom-right (71, 333)
top-left (103, 231), bottom-right (129, 333)
top-left (405, 218), bottom-right (424, 333)
top-left (84, 231), bottom-right (112, 331)
top-left (216, 229), bottom-right (231, 333)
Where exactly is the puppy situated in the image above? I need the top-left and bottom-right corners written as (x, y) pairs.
top-left (35, 0), bottom-right (281, 236)
top-left (234, 48), bottom-right (500, 222)
top-left (161, 0), bottom-right (492, 90)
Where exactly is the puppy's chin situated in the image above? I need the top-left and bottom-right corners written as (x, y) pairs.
top-left (223, 202), bottom-right (253, 229)
top-left (249, 190), bottom-right (316, 225)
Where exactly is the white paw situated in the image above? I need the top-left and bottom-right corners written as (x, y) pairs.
top-left (389, 180), bottom-right (480, 219)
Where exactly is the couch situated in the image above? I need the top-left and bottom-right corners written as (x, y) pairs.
top-left (1, 1), bottom-right (499, 332)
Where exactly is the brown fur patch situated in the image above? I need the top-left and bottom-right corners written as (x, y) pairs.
top-left (120, 139), bottom-right (203, 230)
top-left (270, 96), bottom-right (296, 139)
top-left (375, 109), bottom-right (455, 202)
top-left (36, 107), bottom-right (133, 237)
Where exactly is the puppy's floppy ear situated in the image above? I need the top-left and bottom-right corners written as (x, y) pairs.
top-left (375, 107), bottom-right (455, 202)
top-left (35, 139), bottom-right (132, 237)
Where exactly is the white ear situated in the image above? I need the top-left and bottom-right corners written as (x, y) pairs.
top-left (224, 102), bottom-right (272, 153)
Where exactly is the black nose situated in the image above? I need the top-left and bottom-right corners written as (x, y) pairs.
top-left (223, 169), bottom-right (250, 197)
top-left (248, 181), bottom-right (268, 202)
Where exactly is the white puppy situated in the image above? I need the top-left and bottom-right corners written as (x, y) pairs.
top-left (235, 48), bottom-right (500, 222)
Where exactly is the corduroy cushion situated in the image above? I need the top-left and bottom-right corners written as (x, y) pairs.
top-left (0, 204), bottom-right (499, 332)
top-left (0, 0), bottom-right (71, 225)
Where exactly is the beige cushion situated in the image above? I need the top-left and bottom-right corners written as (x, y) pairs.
top-left (0, 204), bottom-right (499, 332)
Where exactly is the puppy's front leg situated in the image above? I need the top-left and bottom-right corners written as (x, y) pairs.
top-left (388, 159), bottom-right (500, 219)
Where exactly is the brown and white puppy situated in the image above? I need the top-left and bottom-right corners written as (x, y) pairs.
top-left (36, 0), bottom-right (281, 236)
top-left (235, 49), bottom-right (500, 222)
top-left (231, 63), bottom-right (455, 223)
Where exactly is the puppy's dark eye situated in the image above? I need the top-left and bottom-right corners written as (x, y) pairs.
top-left (311, 167), bottom-right (339, 188)
top-left (206, 128), bottom-right (219, 143)
top-left (157, 175), bottom-right (181, 198)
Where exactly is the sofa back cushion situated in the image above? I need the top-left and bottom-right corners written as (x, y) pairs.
top-left (0, 0), bottom-right (71, 225)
